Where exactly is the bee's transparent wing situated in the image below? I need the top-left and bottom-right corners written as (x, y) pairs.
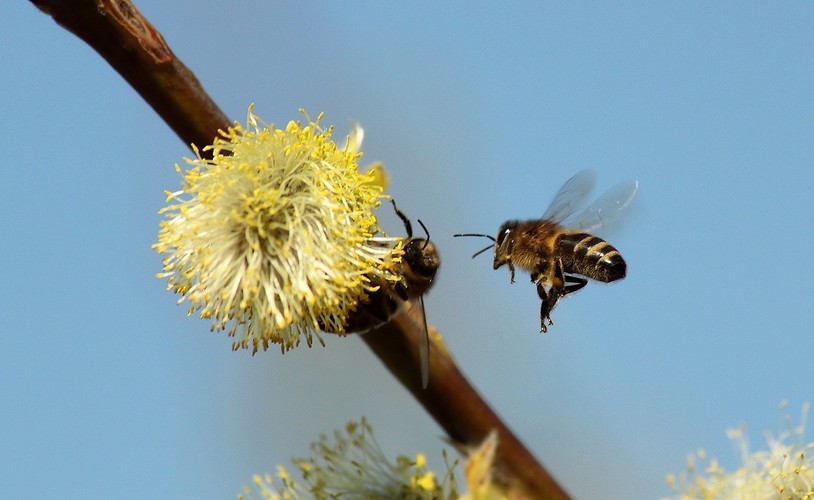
top-left (568, 179), bottom-right (639, 232)
top-left (365, 236), bottom-right (401, 249)
top-left (542, 169), bottom-right (597, 223)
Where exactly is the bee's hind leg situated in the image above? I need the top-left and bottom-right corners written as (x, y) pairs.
top-left (562, 274), bottom-right (587, 296)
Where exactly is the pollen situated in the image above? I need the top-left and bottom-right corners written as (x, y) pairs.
top-left (154, 105), bottom-right (402, 352)
top-left (238, 417), bottom-right (460, 499)
top-left (665, 402), bottom-right (814, 499)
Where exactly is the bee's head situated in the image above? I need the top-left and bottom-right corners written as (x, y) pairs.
top-left (403, 238), bottom-right (440, 294)
top-left (389, 199), bottom-right (439, 290)
top-left (493, 221), bottom-right (517, 270)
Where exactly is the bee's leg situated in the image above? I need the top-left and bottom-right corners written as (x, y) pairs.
top-left (536, 259), bottom-right (571, 332)
top-left (530, 263), bottom-right (555, 331)
top-left (505, 236), bottom-right (517, 283)
top-left (551, 258), bottom-right (566, 288)
top-left (390, 200), bottom-right (414, 238)
top-left (530, 260), bottom-right (551, 286)
top-left (392, 279), bottom-right (409, 301)
top-left (562, 274), bottom-right (588, 296)
top-left (536, 283), bottom-right (556, 333)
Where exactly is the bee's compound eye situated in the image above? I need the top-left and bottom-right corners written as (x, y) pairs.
top-left (496, 227), bottom-right (511, 246)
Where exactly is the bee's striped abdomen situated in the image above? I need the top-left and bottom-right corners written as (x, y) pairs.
top-left (557, 233), bottom-right (626, 282)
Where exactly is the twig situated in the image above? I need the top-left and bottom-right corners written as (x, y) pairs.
top-left (363, 302), bottom-right (570, 498)
top-left (31, 0), bottom-right (230, 152)
top-left (29, 1), bottom-right (570, 497)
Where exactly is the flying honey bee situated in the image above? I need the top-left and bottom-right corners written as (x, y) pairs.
top-left (455, 170), bottom-right (637, 332)
top-left (338, 200), bottom-right (440, 388)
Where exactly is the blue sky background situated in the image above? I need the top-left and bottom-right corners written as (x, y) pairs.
top-left (4, 2), bottom-right (813, 499)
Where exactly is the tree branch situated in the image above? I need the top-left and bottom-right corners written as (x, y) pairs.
top-left (31, 0), bottom-right (230, 151)
top-left (363, 302), bottom-right (570, 498)
top-left (30, 1), bottom-right (570, 497)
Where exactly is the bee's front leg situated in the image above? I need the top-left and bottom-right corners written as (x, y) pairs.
top-left (392, 279), bottom-right (409, 301)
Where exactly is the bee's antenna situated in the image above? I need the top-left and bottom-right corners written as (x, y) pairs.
top-left (470, 244), bottom-right (494, 259)
top-left (390, 200), bottom-right (413, 238)
top-left (453, 233), bottom-right (496, 241)
top-left (453, 233), bottom-right (496, 259)
top-left (416, 219), bottom-right (430, 250)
